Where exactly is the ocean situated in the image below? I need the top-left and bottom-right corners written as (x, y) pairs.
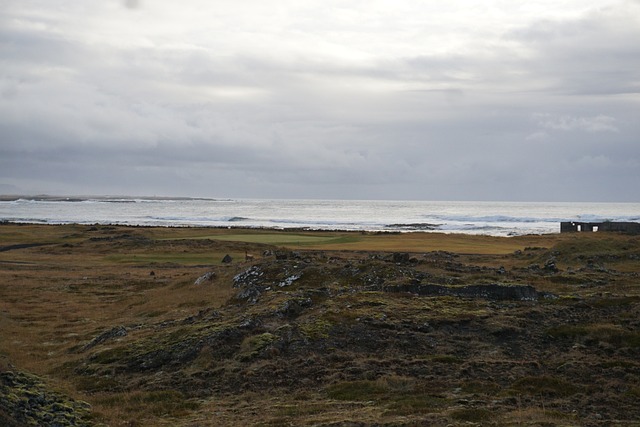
top-left (1, 197), bottom-right (639, 236)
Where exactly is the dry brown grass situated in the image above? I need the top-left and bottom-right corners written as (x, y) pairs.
top-left (1, 224), bottom-right (639, 426)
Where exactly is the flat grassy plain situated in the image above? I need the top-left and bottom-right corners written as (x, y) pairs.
top-left (1, 223), bottom-right (639, 426)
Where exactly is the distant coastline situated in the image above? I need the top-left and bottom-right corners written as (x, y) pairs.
top-left (0, 194), bottom-right (220, 202)
top-left (2, 197), bottom-right (639, 237)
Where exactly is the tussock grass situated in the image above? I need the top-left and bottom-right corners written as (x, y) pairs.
top-left (510, 376), bottom-right (581, 398)
top-left (105, 253), bottom-right (223, 265)
top-left (92, 390), bottom-right (200, 422)
top-left (428, 354), bottom-right (463, 364)
top-left (327, 380), bottom-right (387, 401)
top-left (327, 376), bottom-right (449, 417)
top-left (450, 407), bottom-right (494, 422)
top-left (2, 224), bottom-right (640, 426)
top-left (203, 233), bottom-right (361, 246)
top-left (546, 323), bottom-right (640, 348)
top-left (500, 407), bottom-right (574, 425)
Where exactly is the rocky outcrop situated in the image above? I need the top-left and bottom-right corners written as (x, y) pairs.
top-left (233, 266), bottom-right (265, 303)
top-left (63, 239), bottom-right (640, 425)
top-left (194, 271), bottom-right (216, 285)
top-left (0, 370), bottom-right (93, 426)
top-left (79, 326), bottom-right (127, 352)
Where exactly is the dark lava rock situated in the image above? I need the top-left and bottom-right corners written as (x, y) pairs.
top-left (544, 257), bottom-right (559, 273)
top-left (391, 252), bottom-right (411, 264)
top-left (275, 298), bottom-right (313, 318)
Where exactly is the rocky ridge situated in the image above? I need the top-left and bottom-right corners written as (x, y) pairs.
top-left (68, 248), bottom-right (640, 425)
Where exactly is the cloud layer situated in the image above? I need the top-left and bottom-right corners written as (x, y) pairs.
top-left (1, 0), bottom-right (639, 201)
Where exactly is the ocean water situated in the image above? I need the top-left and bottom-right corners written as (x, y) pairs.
top-left (1, 197), bottom-right (639, 236)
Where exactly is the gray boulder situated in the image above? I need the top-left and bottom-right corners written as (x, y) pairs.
top-left (194, 271), bottom-right (216, 285)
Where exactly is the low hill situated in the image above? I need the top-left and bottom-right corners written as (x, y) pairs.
top-left (1, 224), bottom-right (639, 426)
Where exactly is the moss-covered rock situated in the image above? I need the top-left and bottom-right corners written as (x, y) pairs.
top-left (0, 370), bottom-right (93, 426)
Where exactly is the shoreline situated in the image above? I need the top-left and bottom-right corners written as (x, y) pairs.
top-left (0, 219), bottom-right (554, 238)
top-left (0, 220), bottom-right (449, 234)
top-left (0, 194), bottom-right (220, 202)
top-left (4, 197), bottom-right (638, 237)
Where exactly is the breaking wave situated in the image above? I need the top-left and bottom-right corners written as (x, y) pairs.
top-left (2, 198), bottom-right (639, 236)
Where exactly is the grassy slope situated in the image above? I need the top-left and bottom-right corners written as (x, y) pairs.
top-left (1, 224), bottom-right (639, 426)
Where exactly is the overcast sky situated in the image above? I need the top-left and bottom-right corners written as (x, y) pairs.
top-left (1, 0), bottom-right (639, 201)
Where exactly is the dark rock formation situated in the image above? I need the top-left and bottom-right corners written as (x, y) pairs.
top-left (80, 326), bottom-right (127, 352)
top-left (391, 252), bottom-right (411, 264)
top-left (0, 371), bottom-right (93, 426)
top-left (275, 298), bottom-right (313, 318)
top-left (222, 254), bottom-right (233, 263)
top-left (233, 266), bottom-right (265, 303)
top-left (544, 258), bottom-right (559, 273)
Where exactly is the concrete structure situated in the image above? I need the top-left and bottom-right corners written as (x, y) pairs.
top-left (561, 221), bottom-right (640, 234)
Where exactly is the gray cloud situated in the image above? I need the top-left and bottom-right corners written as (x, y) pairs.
top-left (533, 114), bottom-right (619, 133)
top-left (0, 1), bottom-right (639, 201)
top-left (506, 4), bottom-right (640, 96)
top-left (124, 0), bottom-right (141, 9)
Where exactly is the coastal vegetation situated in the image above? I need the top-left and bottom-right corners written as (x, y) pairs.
top-left (1, 223), bottom-right (639, 426)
